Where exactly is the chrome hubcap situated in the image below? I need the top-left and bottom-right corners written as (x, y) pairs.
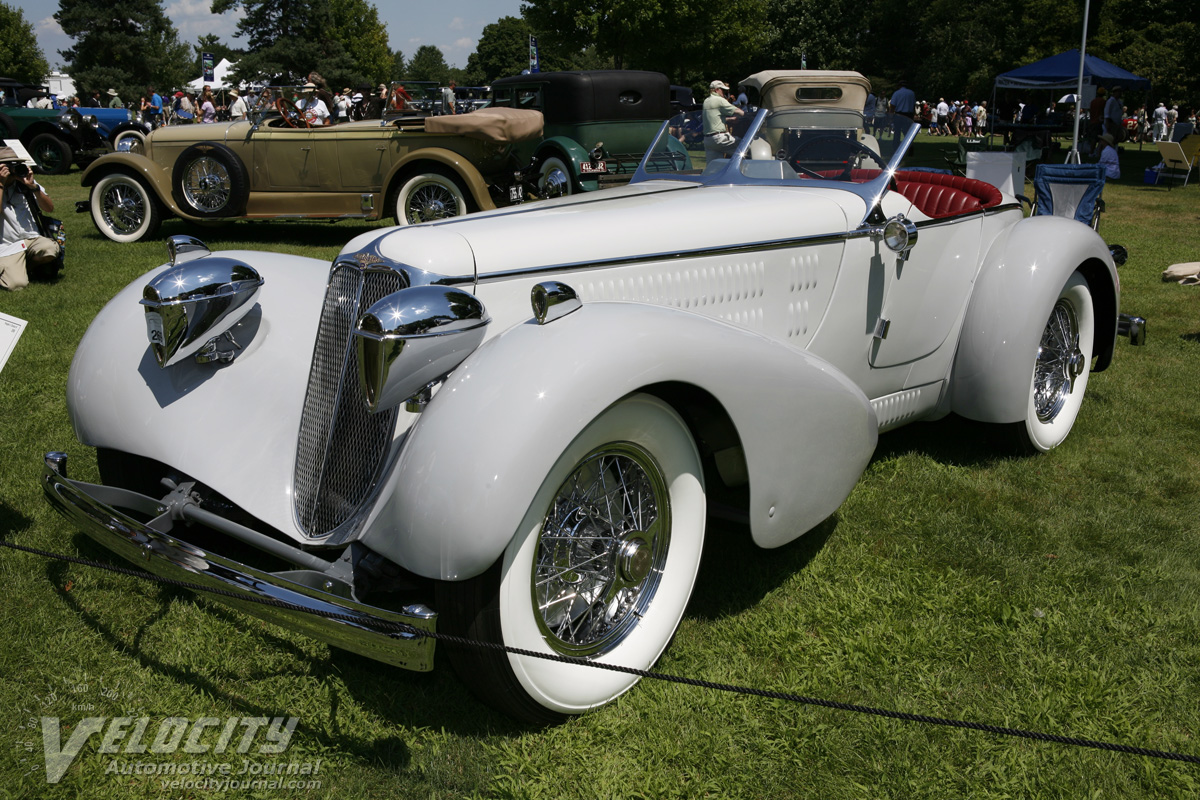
top-left (1033, 298), bottom-right (1082, 423)
top-left (533, 444), bottom-right (669, 657)
top-left (182, 157), bottom-right (231, 212)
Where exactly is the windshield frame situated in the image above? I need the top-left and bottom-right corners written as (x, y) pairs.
top-left (632, 106), bottom-right (923, 223)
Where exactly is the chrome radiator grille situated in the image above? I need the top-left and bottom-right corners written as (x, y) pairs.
top-left (294, 264), bottom-right (404, 539)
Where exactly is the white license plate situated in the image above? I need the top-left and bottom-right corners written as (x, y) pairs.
top-left (580, 161), bottom-right (608, 174)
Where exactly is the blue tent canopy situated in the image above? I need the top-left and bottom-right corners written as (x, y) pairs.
top-left (995, 49), bottom-right (1149, 90)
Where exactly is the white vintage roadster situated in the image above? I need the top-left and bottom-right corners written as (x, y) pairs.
top-left (44, 71), bottom-right (1140, 723)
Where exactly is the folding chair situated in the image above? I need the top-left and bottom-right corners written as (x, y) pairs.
top-left (1155, 138), bottom-right (1197, 189)
top-left (1032, 163), bottom-right (1146, 345)
top-left (1033, 163), bottom-right (1106, 229)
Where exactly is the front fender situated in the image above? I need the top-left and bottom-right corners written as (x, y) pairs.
top-left (384, 147), bottom-right (496, 212)
top-left (951, 215), bottom-right (1118, 423)
top-left (80, 153), bottom-right (183, 216)
top-left (363, 301), bottom-right (877, 581)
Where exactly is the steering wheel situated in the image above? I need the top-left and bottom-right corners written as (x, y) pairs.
top-left (789, 137), bottom-right (883, 181)
top-left (274, 98), bottom-right (311, 128)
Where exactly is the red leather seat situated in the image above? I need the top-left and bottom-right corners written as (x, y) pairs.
top-left (892, 170), bottom-right (1003, 218)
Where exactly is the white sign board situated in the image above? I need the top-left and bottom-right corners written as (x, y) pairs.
top-left (0, 312), bottom-right (27, 374)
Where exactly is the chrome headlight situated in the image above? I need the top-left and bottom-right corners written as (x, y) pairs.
top-left (63, 111), bottom-right (79, 130)
top-left (353, 286), bottom-right (489, 413)
top-left (87, 114), bottom-right (100, 128)
top-left (140, 257), bottom-right (264, 368)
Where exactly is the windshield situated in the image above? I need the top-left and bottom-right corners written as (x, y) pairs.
top-left (633, 105), bottom-right (922, 186)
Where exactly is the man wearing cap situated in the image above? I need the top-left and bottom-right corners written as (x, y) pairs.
top-left (0, 147), bottom-right (60, 291)
top-left (442, 80), bottom-right (457, 115)
top-left (228, 88), bottom-right (247, 121)
top-left (702, 80), bottom-right (743, 160)
top-left (107, 88), bottom-right (122, 108)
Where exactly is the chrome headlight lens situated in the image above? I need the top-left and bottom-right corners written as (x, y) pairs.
top-left (353, 286), bottom-right (489, 413)
top-left (140, 257), bottom-right (264, 368)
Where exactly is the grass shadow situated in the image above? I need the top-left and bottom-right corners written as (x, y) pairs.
top-left (53, 532), bottom-right (527, 741)
top-left (869, 413), bottom-right (1016, 468)
top-left (1181, 332), bottom-right (1200, 344)
top-left (688, 515), bottom-right (836, 621)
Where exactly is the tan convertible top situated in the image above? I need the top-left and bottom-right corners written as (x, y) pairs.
top-left (424, 107), bottom-right (544, 143)
top-left (740, 70), bottom-right (871, 112)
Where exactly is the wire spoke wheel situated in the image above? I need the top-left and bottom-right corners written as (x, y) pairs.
top-left (181, 156), bottom-right (232, 213)
top-left (1016, 271), bottom-right (1094, 452)
top-left (534, 444), bottom-right (669, 658)
top-left (1033, 298), bottom-right (1084, 423)
top-left (407, 179), bottom-right (462, 223)
top-left (101, 182), bottom-right (146, 236)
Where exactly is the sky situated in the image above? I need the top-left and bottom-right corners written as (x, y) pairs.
top-left (13, 0), bottom-right (526, 71)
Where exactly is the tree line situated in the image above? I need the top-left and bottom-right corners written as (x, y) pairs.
top-left (0, 0), bottom-right (1194, 109)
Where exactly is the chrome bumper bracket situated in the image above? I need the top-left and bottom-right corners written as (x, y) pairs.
top-left (41, 453), bottom-right (436, 672)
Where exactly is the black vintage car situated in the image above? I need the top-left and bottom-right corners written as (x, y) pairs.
top-left (0, 77), bottom-right (119, 174)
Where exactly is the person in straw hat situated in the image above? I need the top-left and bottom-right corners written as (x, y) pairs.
top-left (106, 88), bottom-right (122, 108)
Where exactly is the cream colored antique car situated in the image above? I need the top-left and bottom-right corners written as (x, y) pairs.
top-left (77, 91), bottom-right (544, 242)
top-left (46, 71), bottom-right (1142, 724)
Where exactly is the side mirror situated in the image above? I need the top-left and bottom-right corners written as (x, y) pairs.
top-left (353, 286), bottom-right (489, 413)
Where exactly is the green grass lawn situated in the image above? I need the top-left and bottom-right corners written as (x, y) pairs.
top-left (1, 149), bottom-right (1199, 799)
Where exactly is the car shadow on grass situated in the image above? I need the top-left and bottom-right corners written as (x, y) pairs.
top-left (50, 532), bottom-right (531, 749)
top-left (687, 413), bottom-right (1019, 621)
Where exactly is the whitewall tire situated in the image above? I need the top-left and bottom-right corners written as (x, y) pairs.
top-left (392, 170), bottom-right (469, 225)
top-left (537, 156), bottom-right (573, 198)
top-left (1018, 271), bottom-right (1095, 452)
top-left (438, 393), bottom-right (706, 722)
top-left (90, 173), bottom-right (161, 243)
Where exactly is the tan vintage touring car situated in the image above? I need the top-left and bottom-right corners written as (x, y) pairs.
top-left (77, 88), bottom-right (544, 242)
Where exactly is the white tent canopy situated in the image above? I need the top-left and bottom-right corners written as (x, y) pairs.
top-left (187, 59), bottom-right (237, 92)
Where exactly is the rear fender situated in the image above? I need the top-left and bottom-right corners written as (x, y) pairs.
top-left (536, 137), bottom-right (600, 190)
top-left (951, 215), bottom-right (1117, 423)
top-left (384, 148), bottom-right (495, 212)
top-left (363, 301), bottom-right (878, 581)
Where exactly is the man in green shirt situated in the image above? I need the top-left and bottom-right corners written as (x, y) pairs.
top-left (107, 88), bottom-right (122, 109)
top-left (703, 80), bottom-right (744, 160)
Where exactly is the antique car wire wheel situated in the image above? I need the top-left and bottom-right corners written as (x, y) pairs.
top-left (532, 442), bottom-right (670, 657)
top-left (436, 393), bottom-right (706, 722)
top-left (181, 155), bottom-right (233, 214)
top-left (393, 170), bottom-right (469, 225)
top-left (1021, 271), bottom-right (1095, 452)
top-left (90, 172), bottom-right (161, 243)
top-left (171, 142), bottom-right (249, 218)
top-left (30, 132), bottom-right (73, 175)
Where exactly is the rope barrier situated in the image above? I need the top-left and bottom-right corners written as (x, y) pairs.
top-left (3, 537), bottom-right (1198, 765)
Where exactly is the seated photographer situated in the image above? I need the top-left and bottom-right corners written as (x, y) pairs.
top-left (0, 147), bottom-right (61, 291)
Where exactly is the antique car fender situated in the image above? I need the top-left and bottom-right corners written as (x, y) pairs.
top-left (66, 250), bottom-right (337, 533)
top-left (383, 147), bottom-right (495, 212)
top-left (533, 137), bottom-right (601, 190)
top-left (950, 215), bottom-right (1118, 424)
top-left (362, 301), bottom-right (878, 581)
top-left (81, 153), bottom-right (185, 217)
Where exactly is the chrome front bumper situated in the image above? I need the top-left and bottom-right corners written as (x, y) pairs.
top-left (41, 453), bottom-right (436, 671)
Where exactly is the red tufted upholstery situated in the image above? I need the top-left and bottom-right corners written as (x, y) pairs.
top-left (806, 168), bottom-right (1004, 219)
top-left (892, 170), bottom-right (1003, 218)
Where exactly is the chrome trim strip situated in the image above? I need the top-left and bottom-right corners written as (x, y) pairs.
top-left (478, 230), bottom-right (854, 283)
top-left (42, 454), bottom-right (436, 671)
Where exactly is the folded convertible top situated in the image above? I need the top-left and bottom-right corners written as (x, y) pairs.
top-left (423, 107), bottom-right (544, 143)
